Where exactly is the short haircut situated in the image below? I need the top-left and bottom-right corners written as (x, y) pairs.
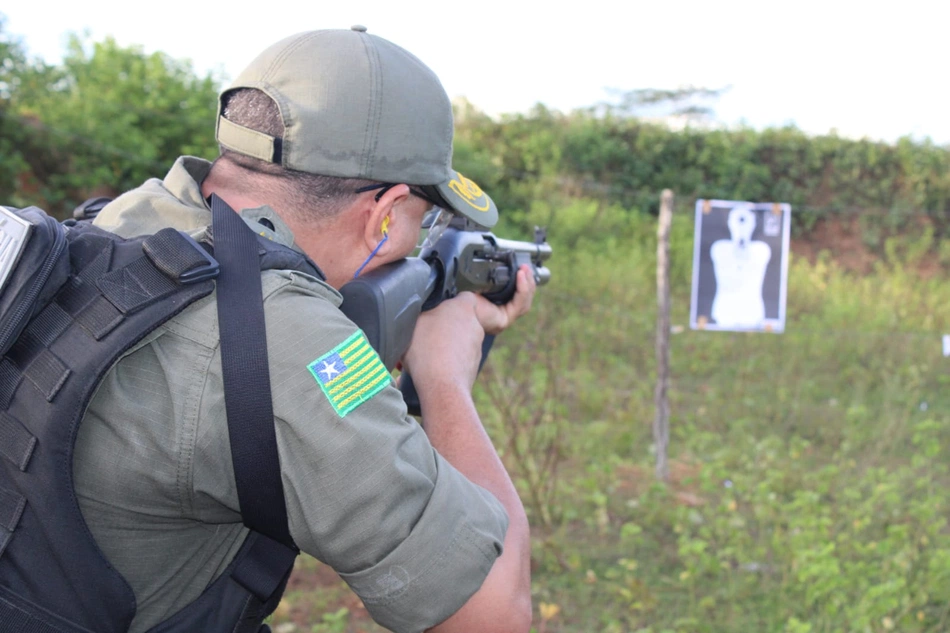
top-left (218, 88), bottom-right (378, 220)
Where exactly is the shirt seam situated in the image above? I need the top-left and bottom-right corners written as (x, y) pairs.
top-left (177, 340), bottom-right (218, 518)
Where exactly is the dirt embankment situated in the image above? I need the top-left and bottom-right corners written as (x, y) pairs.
top-left (790, 214), bottom-right (946, 277)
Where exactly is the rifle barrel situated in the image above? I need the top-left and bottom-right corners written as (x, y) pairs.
top-left (489, 236), bottom-right (553, 262)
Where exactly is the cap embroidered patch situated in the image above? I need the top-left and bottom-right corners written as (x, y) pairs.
top-left (448, 173), bottom-right (491, 212)
top-left (308, 331), bottom-right (392, 417)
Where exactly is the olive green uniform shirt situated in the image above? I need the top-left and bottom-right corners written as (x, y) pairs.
top-left (73, 157), bottom-right (508, 633)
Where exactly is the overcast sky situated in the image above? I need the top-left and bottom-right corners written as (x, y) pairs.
top-left (3, 1), bottom-right (948, 146)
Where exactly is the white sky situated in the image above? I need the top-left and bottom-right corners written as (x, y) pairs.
top-left (3, 0), bottom-right (949, 145)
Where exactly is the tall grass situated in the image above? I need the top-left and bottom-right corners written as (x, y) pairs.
top-left (478, 211), bottom-right (950, 633)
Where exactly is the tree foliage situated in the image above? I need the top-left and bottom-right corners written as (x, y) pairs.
top-left (451, 102), bottom-right (950, 244)
top-left (2, 25), bottom-right (221, 217)
top-left (2, 17), bottom-right (949, 238)
top-left (593, 85), bottom-right (728, 122)
top-left (0, 18), bottom-right (32, 208)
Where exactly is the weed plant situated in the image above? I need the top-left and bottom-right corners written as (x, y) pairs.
top-left (477, 210), bottom-right (950, 633)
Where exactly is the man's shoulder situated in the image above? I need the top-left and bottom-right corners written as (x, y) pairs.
top-left (146, 269), bottom-right (340, 352)
top-left (93, 157), bottom-right (211, 238)
top-left (261, 267), bottom-right (340, 305)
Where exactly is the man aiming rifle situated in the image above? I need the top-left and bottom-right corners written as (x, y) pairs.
top-left (0, 26), bottom-right (536, 633)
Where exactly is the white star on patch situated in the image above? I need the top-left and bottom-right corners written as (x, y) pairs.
top-left (319, 361), bottom-right (341, 381)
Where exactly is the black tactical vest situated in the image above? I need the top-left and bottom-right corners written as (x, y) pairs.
top-left (0, 199), bottom-right (316, 632)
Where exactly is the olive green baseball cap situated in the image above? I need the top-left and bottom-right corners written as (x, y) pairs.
top-left (216, 26), bottom-right (498, 228)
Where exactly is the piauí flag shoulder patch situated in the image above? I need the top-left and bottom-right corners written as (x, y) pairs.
top-left (307, 331), bottom-right (392, 417)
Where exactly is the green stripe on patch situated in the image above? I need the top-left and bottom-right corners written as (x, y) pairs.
top-left (307, 331), bottom-right (392, 417)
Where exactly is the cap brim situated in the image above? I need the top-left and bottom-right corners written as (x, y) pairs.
top-left (430, 170), bottom-right (498, 229)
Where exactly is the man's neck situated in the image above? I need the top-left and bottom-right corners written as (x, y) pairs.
top-left (200, 161), bottom-right (271, 213)
top-left (200, 159), bottom-right (364, 290)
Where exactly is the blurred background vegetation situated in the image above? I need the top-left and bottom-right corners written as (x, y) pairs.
top-left (4, 15), bottom-right (950, 633)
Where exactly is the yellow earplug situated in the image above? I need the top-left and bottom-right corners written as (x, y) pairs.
top-left (354, 216), bottom-right (391, 279)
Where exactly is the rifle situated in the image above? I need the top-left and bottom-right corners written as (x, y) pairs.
top-left (339, 216), bottom-right (552, 415)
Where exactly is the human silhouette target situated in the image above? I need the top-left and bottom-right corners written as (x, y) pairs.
top-left (690, 199), bottom-right (790, 333)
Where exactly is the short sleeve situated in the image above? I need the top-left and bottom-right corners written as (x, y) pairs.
top-left (261, 271), bottom-right (508, 632)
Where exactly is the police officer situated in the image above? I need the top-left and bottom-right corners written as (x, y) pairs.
top-left (75, 27), bottom-right (534, 633)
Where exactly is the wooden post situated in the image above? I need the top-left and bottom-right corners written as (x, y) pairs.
top-left (654, 189), bottom-right (673, 482)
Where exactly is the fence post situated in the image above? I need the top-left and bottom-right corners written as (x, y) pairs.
top-left (654, 189), bottom-right (673, 482)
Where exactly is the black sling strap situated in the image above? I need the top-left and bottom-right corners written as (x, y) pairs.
top-left (147, 199), bottom-right (300, 631)
top-left (211, 194), bottom-right (295, 549)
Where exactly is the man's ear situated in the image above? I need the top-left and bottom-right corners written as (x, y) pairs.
top-left (362, 184), bottom-right (409, 251)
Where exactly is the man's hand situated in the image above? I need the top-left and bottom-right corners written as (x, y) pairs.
top-left (476, 264), bottom-right (537, 335)
top-left (401, 263), bottom-right (537, 391)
